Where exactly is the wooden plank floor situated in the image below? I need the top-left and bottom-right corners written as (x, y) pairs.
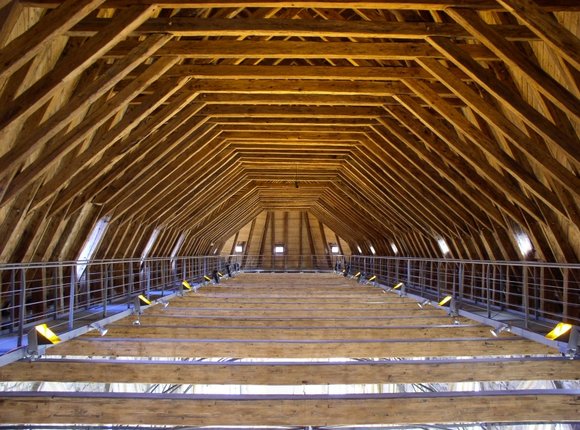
top-left (1, 272), bottom-right (578, 427)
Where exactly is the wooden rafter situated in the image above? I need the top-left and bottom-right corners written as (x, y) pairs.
top-left (0, 1), bottom-right (577, 283)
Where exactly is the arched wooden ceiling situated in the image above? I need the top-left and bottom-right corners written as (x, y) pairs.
top-left (0, 0), bottom-right (578, 263)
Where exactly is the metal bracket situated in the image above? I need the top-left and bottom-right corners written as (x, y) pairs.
top-left (566, 326), bottom-right (579, 359)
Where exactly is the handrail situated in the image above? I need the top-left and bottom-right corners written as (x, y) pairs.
top-left (0, 254), bottom-right (339, 353)
top-left (347, 255), bottom-right (580, 352)
top-left (1, 254), bottom-right (578, 361)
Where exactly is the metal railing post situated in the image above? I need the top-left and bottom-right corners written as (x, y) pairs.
top-left (146, 263), bottom-right (151, 298)
top-left (458, 262), bottom-right (464, 308)
top-left (522, 265), bottom-right (529, 329)
top-left (485, 264), bottom-right (492, 318)
top-left (17, 269), bottom-right (26, 347)
top-left (562, 267), bottom-right (569, 321)
top-left (436, 261), bottom-right (442, 300)
top-left (128, 261), bottom-right (134, 299)
top-left (85, 265), bottom-right (91, 310)
top-left (103, 264), bottom-right (109, 317)
top-left (68, 267), bottom-right (76, 330)
top-left (9, 269), bottom-right (16, 333)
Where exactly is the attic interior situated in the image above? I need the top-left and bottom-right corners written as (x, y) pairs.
top-left (0, 0), bottom-right (579, 428)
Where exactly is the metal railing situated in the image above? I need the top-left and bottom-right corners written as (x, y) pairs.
top-left (0, 254), bottom-right (339, 351)
top-left (348, 256), bottom-right (580, 331)
top-left (240, 254), bottom-right (341, 272)
top-left (1, 254), bottom-right (578, 358)
top-left (0, 255), bottom-right (236, 348)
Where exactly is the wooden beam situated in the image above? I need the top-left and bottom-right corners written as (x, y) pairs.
top-left (342, 155), bottom-right (452, 236)
top-left (0, 0), bottom-right (106, 80)
top-left (105, 40), bottom-right (497, 60)
top-left (0, 5), bottom-right (157, 138)
top-left (382, 107), bottom-right (526, 227)
top-left (446, 7), bottom-right (580, 119)
top-left (29, 76), bottom-right (191, 211)
top-left (0, 2), bottom-right (23, 48)
top-left (0, 35), bottom-right (173, 200)
top-left (371, 121), bottom-right (500, 227)
top-left (103, 121), bottom-right (217, 217)
top-left (50, 336), bottom-right (555, 358)
top-left (1, 391), bottom-right (577, 426)
top-left (69, 17), bottom-right (539, 41)
top-left (187, 80), bottom-right (412, 97)
top-left (2, 357), bottom-right (577, 385)
top-left (416, 56), bottom-right (580, 194)
top-left (81, 325), bottom-right (509, 341)
top-left (201, 105), bottom-right (387, 118)
top-left (497, 0), bottom-right (580, 69)
top-left (53, 101), bottom-right (207, 215)
top-left (126, 314), bottom-right (454, 327)
top-left (399, 81), bottom-right (572, 223)
top-left (165, 64), bottom-right (438, 80)
top-left (426, 36), bottom-right (580, 168)
top-left (19, 0), bottom-right (580, 11)
top-left (366, 127), bottom-right (485, 230)
top-left (0, 56), bottom-right (178, 207)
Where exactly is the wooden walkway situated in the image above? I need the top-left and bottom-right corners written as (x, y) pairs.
top-left (0, 272), bottom-right (578, 427)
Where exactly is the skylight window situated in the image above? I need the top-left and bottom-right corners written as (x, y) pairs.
top-left (141, 227), bottom-right (161, 263)
top-left (515, 231), bottom-right (533, 257)
top-left (235, 244), bottom-right (244, 253)
top-left (170, 233), bottom-right (186, 259)
top-left (437, 238), bottom-right (450, 255)
top-left (391, 243), bottom-right (399, 254)
top-left (274, 245), bottom-right (285, 254)
top-left (76, 215), bottom-right (110, 279)
top-left (369, 245), bottom-right (376, 255)
top-left (356, 245), bottom-right (362, 254)
top-left (330, 244), bottom-right (340, 254)
top-left (170, 233), bottom-right (186, 270)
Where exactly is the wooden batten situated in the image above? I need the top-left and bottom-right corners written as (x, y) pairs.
top-left (3, 357), bottom-right (578, 385)
top-left (0, 393), bottom-right (576, 426)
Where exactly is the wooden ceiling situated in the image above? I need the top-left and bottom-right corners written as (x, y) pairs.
top-left (0, 0), bottom-right (578, 263)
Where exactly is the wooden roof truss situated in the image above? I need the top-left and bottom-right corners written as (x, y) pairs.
top-left (0, 0), bottom-right (578, 263)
